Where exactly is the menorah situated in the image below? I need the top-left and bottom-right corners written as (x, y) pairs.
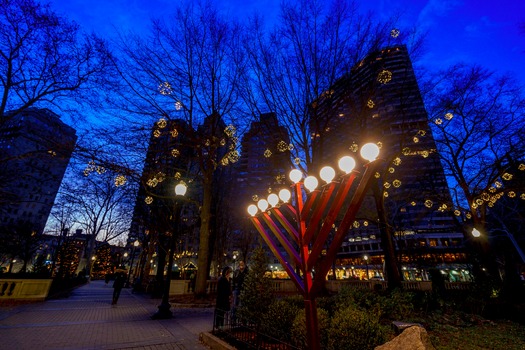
top-left (247, 143), bottom-right (381, 350)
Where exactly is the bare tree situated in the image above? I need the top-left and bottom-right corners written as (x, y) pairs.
top-left (108, 1), bottom-right (248, 295)
top-left (422, 63), bottom-right (525, 283)
top-left (0, 0), bottom-right (114, 122)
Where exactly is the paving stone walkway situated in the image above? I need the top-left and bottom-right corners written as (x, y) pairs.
top-left (0, 280), bottom-right (213, 350)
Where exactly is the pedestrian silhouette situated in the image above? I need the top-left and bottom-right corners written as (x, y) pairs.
top-left (112, 272), bottom-right (125, 305)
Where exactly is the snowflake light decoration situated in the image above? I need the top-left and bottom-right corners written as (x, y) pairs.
top-left (225, 125), bottom-right (236, 137)
top-left (294, 157), bottom-right (301, 165)
top-left (145, 196), bottom-right (153, 204)
top-left (171, 149), bottom-right (180, 157)
top-left (264, 149), bottom-right (272, 158)
top-left (171, 129), bottom-right (178, 138)
top-left (445, 113), bottom-right (454, 120)
top-left (153, 129), bottom-right (161, 138)
top-left (252, 195), bottom-right (259, 202)
top-left (393, 179), bottom-right (401, 188)
top-left (158, 82), bottom-right (172, 95)
top-left (175, 101), bottom-right (182, 110)
top-left (157, 118), bottom-right (167, 129)
top-left (115, 175), bottom-right (127, 187)
top-left (277, 141), bottom-right (288, 152)
top-left (424, 200), bottom-right (433, 208)
top-left (390, 28), bottom-right (400, 38)
top-left (367, 99), bottom-right (375, 108)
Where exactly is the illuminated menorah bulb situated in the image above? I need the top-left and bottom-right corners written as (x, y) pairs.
top-left (289, 169), bottom-right (303, 183)
top-left (175, 183), bottom-right (187, 196)
top-left (338, 156), bottom-right (356, 174)
top-left (258, 199), bottom-right (269, 211)
top-left (360, 143), bottom-right (380, 162)
top-left (247, 204), bottom-right (258, 217)
top-left (319, 166), bottom-right (335, 183)
top-left (279, 189), bottom-right (291, 202)
top-left (471, 228), bottom-right (481, 238)
top-left (304, 176), bottom-right (319, 192)
top-left (268, 193), bottom-right (279, 207)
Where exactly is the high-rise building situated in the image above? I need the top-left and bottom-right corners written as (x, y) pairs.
top-left (312, 45), bottom-right (466, 280)
top-left (0, 108), bottom-right (77, 236)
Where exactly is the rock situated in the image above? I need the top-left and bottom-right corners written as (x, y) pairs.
top-left (375, 325), bottom-right (436, 350)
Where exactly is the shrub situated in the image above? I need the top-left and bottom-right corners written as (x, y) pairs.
top-left (327, 304), bottom-right (387, 350)
top-left (261, 299), bottom-right (301, 342)
top-left (291, 308), bottom-right (330, 349)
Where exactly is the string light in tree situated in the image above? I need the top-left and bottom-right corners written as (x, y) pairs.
top-left (158, 82), bottom-right (172, 95)
top-left (115, 175), bottom-right (127, 187)
top-left (157, 118), bottom-right (167, 128)
top-left (277, 141), bottom-right (288, 152)
top-left (377, 70), bottom-right (393, 84)
top-left (391, 28), bottom-right (400, 38)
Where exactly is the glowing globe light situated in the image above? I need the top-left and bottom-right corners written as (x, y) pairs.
top-left (471, 228), bottom-right (481, 238)
top-left (279, 189), bottom-right (291, 202)
top-left (247, 204), bottom-right (258, 217)
top-left (319, 166), bottom-right (336, 183)
top-left (268, 193), bottom-right (279, 207)
top-left (175, 183), bottom-right (187, 196)
top-left (258, 199), bottom-right (269, 212)
top-left (338, 156), bottom-right (356, 174)
top-left (360, 143), bottom-right (380, 162)
top-left (289, 169), bottom-right (303, 183)
top-left (304, 176), bottom-right (319, 192)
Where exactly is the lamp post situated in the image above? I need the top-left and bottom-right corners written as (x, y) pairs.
top-left (364, 255), bottom-right (369, 280)
top-left (152, 182), bottom-right (187, 320)
top-left (126, 240), bottom-right (140, 288)
top-left (247, 143), bottom-right (380, 350)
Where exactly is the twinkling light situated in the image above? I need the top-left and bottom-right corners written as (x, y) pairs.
top-left (252, 195), bottom-right (259, 202)
top-left (434, 118), bottom-right (443, 125)
top-left (220, 139), bottom-right (226, 146)
top-left (171, 149), bottom-right (180, 157)
top-left (174, 172), bottom-right (181, 180)
top-left (465, 213), bottom-right (472, 219)
top-left (171, 129), bottom-right (178, 138)
top-left (48, 150), bottom-right (56, 156)
top-left (288, 143), bottom-right (294, 151)
top-left (363, 221), bottom-right (369, 227)
top-left (156, 172), bottom-right (166, 182)
top-left (145, 196), bottom-right (153, 204)
top-left (402, 147), bottom-right (410, 155)
top-left (454, 210), bottom-right (461, 216)
top-left (424, 200), bottom-right (433, 208)
top-left (349, 143), bottom-right (358, 152)
top-left (421, 151), bottom-right (429, 158)
top-left (96, 166), bottom-right (106, 174)
top-left (418, 130), bottom-right (426, 136)
top-left (495, 181), bottom-right (502, 188)
top-left (157, 118), bottom-right (167, 129)
top-left (277, 141), bottom-right (288, 152)
top-left (475, 199), bottom-right (483, 205)
top-left (384, 191), bottom-right (389, 197)
top-left (228, 150), bottom-right (239, 163)
top-left (294, 157), bottom-right (301, 164)
top-left (377, 70), bottom-right (392, 84)
top-left (115, 175), bottom-right (127, 187)
top-left (481, 193), bottom-right (489, 201)
top-left (175, 101), bottom-right (182, 110)
top-left (521, 194), bottom-right (525, 200)
top-left (413, 136), bottom-right (419, 143)
top-left (390, 28), bottom-right (400, 38)
top-left (489, 187), bottom-right (496, 193)
top-left (377, 141), bottom-right (383, 149)
top-left (276, 174), bottom-right (286, 184)
top-left (205, 139), bottom-right (210, 147)
top-left (267, 187), bottom-right (272, 194)
top-left (471, 202), bottom-right (478, 209)
top-left (353, 221), bottom-right (360, 228)
top-left (438, 204), bottom-right (448, 212)
top-left (225, 124), bottom-right (236, 137)
top-left (384, 182), bottom-right (391, 188)
top-left (445, 113), bottom-right (453, 120)
top-left (508, 191), bottom-right (516, 198)
top-left (388, 167), bottom-right (395, 173)
top-left (393, 179), bottom-right (401, 187)
top-left (158, 82), bottom-right (172, 95)
top-left (221, 158), bottom-right (229, 166)
top-left (374, 172), bottom-right (381, 178)
top-left (153, 129), bottom-right (161, 138)
top-left (393, 157), bottom-right (402, 166)
top-left (502, 173), bottom-right (513, 181)
top-left (147, 178), bottom-right (158, 187)
top-left (488, 202), bottom-right (494, 207)
top-left (411, 201), bottom-right (416, 206)
top-left (367, 99), bottom-right (375, 108)
top-left (519, 164), bottom-right (525, 171)
top-left (264, 149), bottom-right (272, 158)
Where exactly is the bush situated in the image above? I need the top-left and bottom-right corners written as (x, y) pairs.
top-left (261, 299), bottom-right (301, 342)
top-left (291, 308), bottom-right (330, 349)
top-left (327, 305), bottom-right (387, 350)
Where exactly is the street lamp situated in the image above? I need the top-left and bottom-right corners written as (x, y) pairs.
top-left (125, 240), bottom-right (140, 288)
top-left (152, 182), bottom-right (187, 319)
top-left (247, 143), bottom-right (380, 350)
top-left (364, 255), bottom-right (369, 280)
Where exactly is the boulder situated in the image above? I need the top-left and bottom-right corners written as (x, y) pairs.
top-left (375, 326), bottom-right (436, 350)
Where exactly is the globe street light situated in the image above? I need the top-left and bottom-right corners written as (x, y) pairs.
top-left (152, 182), bottom-right (187, 319)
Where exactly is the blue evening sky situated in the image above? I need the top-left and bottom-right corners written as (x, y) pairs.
top-left (49, 0), bottom-right (525, 84)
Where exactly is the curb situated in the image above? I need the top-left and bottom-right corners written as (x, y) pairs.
top-left (199, 332), bottom-right (237, 350)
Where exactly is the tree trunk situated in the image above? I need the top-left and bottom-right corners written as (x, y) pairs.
top-left (195, 178), bottom-right (213, 296)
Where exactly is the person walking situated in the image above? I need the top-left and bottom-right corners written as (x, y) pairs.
top-left (215, 266), bottom-right (232, 329)
top-left (112, 272), bottom-right (125, 305)
top-left (231, 260), bottom-right (248, 324)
